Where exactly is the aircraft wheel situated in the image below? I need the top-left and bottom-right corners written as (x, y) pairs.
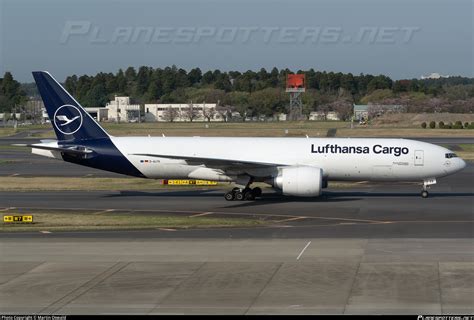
top-left (235, 191), bottom-right (244, 201)
top-left (252, 187), bottom-right (262, 197)
top-left (244, 190), bottom-right (255, 201)
top-left (421, 190), bottom-right (429, 198)
top-left (224, 191), bottom-right (235, 201)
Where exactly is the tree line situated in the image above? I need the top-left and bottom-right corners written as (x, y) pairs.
top-left (2, 67), bottom-right (474, 118)
top-left (0, 72), bottom-right (27, 114)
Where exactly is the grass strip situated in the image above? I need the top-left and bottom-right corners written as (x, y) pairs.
top-left (0, 177), bottom-right (226, 191)
top-left (1, 211), bottom-right (266, 232)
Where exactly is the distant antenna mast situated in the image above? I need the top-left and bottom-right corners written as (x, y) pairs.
top-left (286, 74), bottom-right (305, 121)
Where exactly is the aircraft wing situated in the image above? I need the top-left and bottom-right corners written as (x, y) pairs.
top-left (130, 153), bottom-right (283, 169)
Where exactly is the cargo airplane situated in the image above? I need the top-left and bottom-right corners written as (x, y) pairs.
top-left (21, 71), bottom-right (467, 201)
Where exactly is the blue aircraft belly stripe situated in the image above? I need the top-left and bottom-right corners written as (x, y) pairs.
top-left (60, 138), bottom-right (145, 178)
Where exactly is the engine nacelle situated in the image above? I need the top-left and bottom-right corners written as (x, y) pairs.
top-left (273, 166), bottom-right (323, 197)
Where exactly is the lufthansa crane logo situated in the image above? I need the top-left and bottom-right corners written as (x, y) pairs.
top-left (53, 104), bottom-right (83, 135)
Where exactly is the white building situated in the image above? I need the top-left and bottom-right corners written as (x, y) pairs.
top-left (84, 107), bottom-right (109, 122)
top-left (353, 103), bottom-right (405, 121)
top-left (276, 113), bottom-right (287, 121)
top-left (309, 111), bottom-right (340, 121)
top-left (144, 103), bottom-right (222, 122)
top-left (106, 96), bottom-right (141, 122)
top-left (420, 72), bottom-right (450, 80)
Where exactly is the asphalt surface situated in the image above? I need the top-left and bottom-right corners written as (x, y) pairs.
top-left (1, 162), bottom-right (473, 238)
top-left (1, 238), bottom-right (473, 314)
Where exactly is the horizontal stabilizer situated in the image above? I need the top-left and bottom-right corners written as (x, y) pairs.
top-left (13, 144), bottom-right (94, 156)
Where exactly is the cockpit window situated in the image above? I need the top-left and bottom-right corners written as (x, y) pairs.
top-left (445, 153), bottom-right (458, 158)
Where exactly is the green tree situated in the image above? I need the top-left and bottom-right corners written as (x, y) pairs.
top-left (176, 68), bottom-right (190, 88)
top-left (104, 73), bottom-right (118, 94)
top-left (360, 89), bottom-right (394, 104)
top-left (214, 73), bottom-right (232, 92)
top-left (116, 69), bottom-right (127, 94)
top-left (136, 66), bottom-right (151, 96)
top-left (39, 66), bottom-right (474, 118)
top-left (340, 73), bottom-right (356, 95)
top-left (248, 88), bottom-right (283, 117)
top-left (83, 81), bottom-right (108, 107)
top-left (65, 75), bottom-right (78, 96)
top-left (188, 68), bottom-right (202, 85)
top-left (125, 67), bottom-right (137, 82)
top-left (75, 75), bottom-right (92, 102)
top-left (227, 91), bottom-right (250, 121)
top-left (367, 75), bottom-right (392, 93)
top-left (202, 71), bottom-right (215, 85)
top-left (144, 71), bottom-right (163, 102)
top-left (0, 72), bottom-right (26, 112)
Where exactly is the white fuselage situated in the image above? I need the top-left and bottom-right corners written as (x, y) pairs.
top-left (109, 137), bottom-right (466, 182)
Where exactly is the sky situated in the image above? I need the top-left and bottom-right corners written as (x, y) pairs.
top-left (1, 0), bottom-right (473, 82)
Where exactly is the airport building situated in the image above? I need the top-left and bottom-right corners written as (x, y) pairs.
top-left (104, 96), bottom-right (141, 122)
top-left (353, 104), bottom-right (406, 121)
top-left (420, 72), bottom-right (451, 80)
top-left (353, 104), bottom-right (370, 120)
top-left (308, 111), bottom-right (340, 121)
top-left (21, 95), bottom-right (352, 123)
top-left (84, 107), bottom-right (109, 122)
top-left (144, 103), bottom-right (222, 122)
top-left (90, 97), bottom-right (223, 122)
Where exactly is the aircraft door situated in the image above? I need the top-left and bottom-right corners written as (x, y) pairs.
top-left (414, 150), bottom-right (424, 166)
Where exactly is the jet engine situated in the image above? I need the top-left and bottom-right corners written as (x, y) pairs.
top-left (273, 166), bottom-right (323, 197)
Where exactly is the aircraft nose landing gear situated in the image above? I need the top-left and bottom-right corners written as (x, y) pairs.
top-left (421, 178), bottom-right (436, 198)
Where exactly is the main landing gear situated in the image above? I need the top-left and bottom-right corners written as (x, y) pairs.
top-left (421, 178), bottom-right (436, 198)
top-left (224, 187), bottom-right (262, 201)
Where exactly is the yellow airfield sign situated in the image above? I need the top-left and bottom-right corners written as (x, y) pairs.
top-left (163, 180), bottom-right (218, 185)
top-left (3, 215), bottom-right (33, 223)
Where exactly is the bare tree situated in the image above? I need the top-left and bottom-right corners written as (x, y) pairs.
top-left (184, 103), bottom-right (199, 122)
top-left (330, 99), bottom-right (353, 121)
top-left (406, 97), bottom-right (441, 113)
top-left (316, 104), bottom-right (330, 120)
top-left (367, 104), bottom-right (384, 119)
top-left (162, 106), bottom-right (179, 122)
top-left (202, 105), bottom-right (216, 122)
top-left (424, 97), bottom-right (445, 113)
top-left (216, 105), bottom-right (232, 122)
top-left (450, 99), bottom-right (474, 113)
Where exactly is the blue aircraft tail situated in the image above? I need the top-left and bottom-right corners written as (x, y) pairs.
top-left (32, 71), bottom-right (109, 141)
top-left (32, 71), bottom-right (144, 177)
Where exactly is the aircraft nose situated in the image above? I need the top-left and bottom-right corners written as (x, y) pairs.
top-left (459, 158), bottom-right (467, 170)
